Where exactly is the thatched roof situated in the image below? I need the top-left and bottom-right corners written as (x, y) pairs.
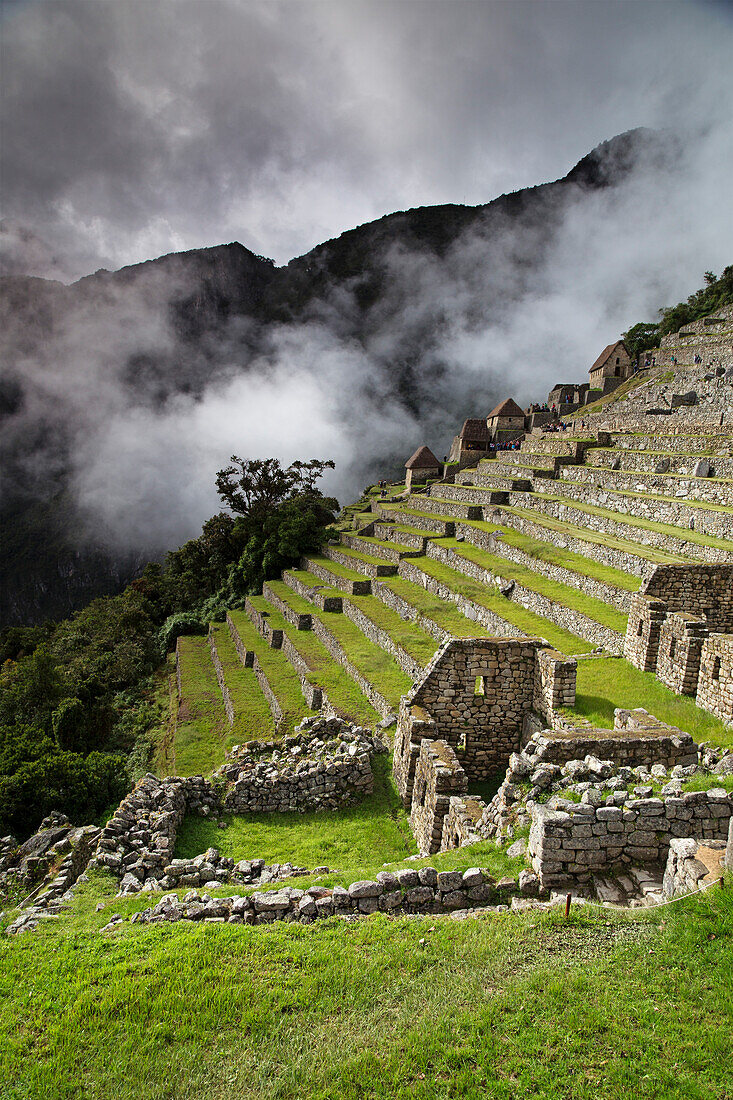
top-left (405, 445), bottom-right (441, 469)
top-left (487, 398), bottom-right (524, 419)
top-left (459, 418), bottom-right (489, 442)
top-left (590, 341), bottom-right (628, 373)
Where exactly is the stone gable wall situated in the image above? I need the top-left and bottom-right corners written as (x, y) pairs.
top-left (695, 634), bottom-right (733, 724)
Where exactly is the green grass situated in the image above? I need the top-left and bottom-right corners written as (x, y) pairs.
top-left (1, 873), bottom-right (731, 1099)
top-left (273, 574), bottom-right (414, 708)
top-left (173, 636), bottom-right (228, 777)
top-left (573, 657), bottom-right (733, 747)
top-left (328, 545), bottom-right (394, 570)
top-left (175, 755), bottom-right (416, 871)
top-left (248, 593), bottom-right (380, 727)
top-left (380, 575), bottom-right (497, 638)
top-left (226, 611), bottom-right (315, 731)
top-left (318, 607), bottom-right (414, 707)
top-left (408, 555), bottom-right (593, 655)
top-left (209, 623), bottom-right (275, 751)
top-left (436, 538), bottom-right (628, 633)
top-left (530, 492), bottom-right (733, 554)
top-left (461, 518), bottom-right (640, 592)
top-left (284, 569), bottom-right (343, 603)
top-left (347, 593), bottom-right (438, 667)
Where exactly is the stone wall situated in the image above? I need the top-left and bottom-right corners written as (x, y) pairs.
top-left (531, 477), bottom-right (733, 539)
top-left (227, 614), bottom-right (284, 725)
top-left (527, 495), bottom-right (732, 564)
top-left (371, 577), bottom-right (447, 644)
top-left (410, 739), bottom-right (468, 855)
top-left (560, 465), bottom-right (733, 508)
top-left (282, 569), bottom-right (343, 612)
top-left (642, 564), bottom-right (733, 632)
top-left (310, 617), bottom-right (393, 719)
top-left (529, 788), bottom-right (732, 889)
top-left (523, 713), bottom-right (698, 771)
top-left (587, 448), bottom-right (733, 479)
top-left (217, 722), bottom-right (379, 815)
top-left (440, 795), bottom-right (487, 850)
top-left (656, 613), bottom-right (707, 695)
top-left (695, 634), bottom-right (733, 724)
top-left (342, 598), bottom-right (426, 678)
top-left (393, 638), bottom-right (575, 825)
top-left (302, 556), bottom-right (372, 596)
top-left (396, 558), bottom-right (526, 640)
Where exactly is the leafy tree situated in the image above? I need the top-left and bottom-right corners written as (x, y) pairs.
top-left (216, 457), bottom-right (336, 519)
top-left (622, 321), bottom-right (660, 361)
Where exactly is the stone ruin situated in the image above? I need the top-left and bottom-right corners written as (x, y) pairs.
top-left (390, 636), bottom-right (732, 906)
top-left (624, 564), bottom-right (733, 724)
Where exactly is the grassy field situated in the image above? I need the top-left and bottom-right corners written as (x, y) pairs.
top-left (175, 755), bottom-right (416, 870)
top-left (1, 878), bottom-right (731, 1099)
top-left (573, 657), bottom-right (733, 747)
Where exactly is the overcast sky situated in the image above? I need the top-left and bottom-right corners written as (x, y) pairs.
top-left (1, 0), bottom-right (732, 279)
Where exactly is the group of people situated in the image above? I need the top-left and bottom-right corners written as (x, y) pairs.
top-left (488, 439), bottom-right (521, 452)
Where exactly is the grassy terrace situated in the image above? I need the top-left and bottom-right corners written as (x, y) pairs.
top-left (347, 593), bottom-right (438, 667)
top-left (435, 538), bottom-right (628, 634)
top-left (327, 544), bottom-right (394, 570)
top-left (503, 505), bottom-right (688, 565)
top-left (285, 568), bottom-right (343, 602)
top-left (459, 517), bottom-right (640, 592)
top-left (173, 636), bottom-right (227, 777)
top-left (272, 574), bottom-right (414, 708)
top-left (248, 593), bottom-right (380, 727)
top-left (530, 491), bottom-right (733, 554)
top-left (572, 657), bottom-right (733, 748)
top-left (209, 623), bottom-right (274, 750)
top-left (378, 574), bottom-right (497, 638)
top-left (2, 871), bottom-right (731, 1099)
top-left (226, 610), bottom-right (316, 731)
top-left (404, 554), bottom-right (593, 655)
top-left (304, 553), bottom-right (373, 584)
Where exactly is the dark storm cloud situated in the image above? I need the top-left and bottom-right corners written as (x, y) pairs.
top-left (1, 0), bottom-right (732, 276)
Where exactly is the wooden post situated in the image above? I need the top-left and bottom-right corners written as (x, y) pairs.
top-left (565, 893), bottom-right (572, 918)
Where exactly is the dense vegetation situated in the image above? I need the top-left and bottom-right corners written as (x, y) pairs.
top-left (623, 265), bottom-right (733, 359)
top-left (0, 458), bottom-right (337, 838)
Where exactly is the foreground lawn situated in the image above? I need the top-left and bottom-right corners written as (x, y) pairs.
top-left (0, 879), bottom-right (731, 1099)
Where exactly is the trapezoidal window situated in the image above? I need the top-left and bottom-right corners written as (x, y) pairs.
top-left (474, 675), bottom-right (486, 696)
top-left (457, 728), bottom-right (468, 753)
top-left (712, 657), bottom-right (721, 681)
top-left (670, 638), bottom-right (676, 660)
top-left (637, 621), bottom-right (644, 637)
